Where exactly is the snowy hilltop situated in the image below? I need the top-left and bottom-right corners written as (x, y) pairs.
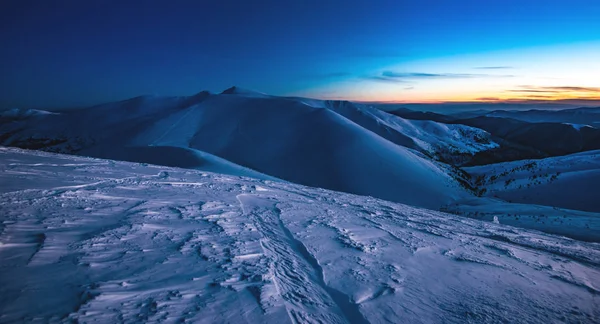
top-left (0, 147), bottom-right (599, 323)
top-left (0, 89), bottom-right (497, 209)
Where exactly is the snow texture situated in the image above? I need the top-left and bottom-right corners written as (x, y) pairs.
top-left (1, 147), bottom-right (599, 323)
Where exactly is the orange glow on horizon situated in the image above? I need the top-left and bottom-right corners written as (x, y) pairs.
top-left (293, 41), bottom-right (600, 105)
top-left (310, 90), bottom-right (600, 104)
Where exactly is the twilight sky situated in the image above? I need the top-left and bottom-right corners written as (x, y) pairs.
top-left (1, 0), bottom-right (599, 108)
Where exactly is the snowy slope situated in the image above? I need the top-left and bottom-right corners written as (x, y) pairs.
top-left (0, 90), bottom-right (472, 209)
top-left (450, 116), bottom-right (600, 158)
top-left (1, 147), bottom-right (599, 323)
top-left (302, 100), bottom-right (498, 159)
top-left (0, 108), bottom-right (58, 119)
top-left (447, 196), bottom-right (600, 242)
top-left (163, 94), bottom-right (466, 208)
top-left (464, 150), bottom-right (600, 213)
top-left (483, 107), bottom-right (600, 126)
top-left (564, 123), bottom-right (594, 130)
top-left (87, 145), bottom-right (280, 181)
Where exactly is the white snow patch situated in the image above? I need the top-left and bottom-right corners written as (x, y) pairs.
top-left (0, 147), bottom-right (598, 323)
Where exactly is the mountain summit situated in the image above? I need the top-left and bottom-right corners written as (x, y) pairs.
top-left (220, 86), bottom-right (269, 97)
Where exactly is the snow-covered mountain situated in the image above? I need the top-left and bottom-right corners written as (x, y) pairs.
top-left (0, 89), bottom-right (495, 209)
top-left (481, 107), bottom-right (600, 126)
top-left (464, 150), bottom-right (600, 213)
top-left (300, 99), bottom-right (498, 159)
top-left (3, 89), bottom-right (600, 241)
top-left (454, 117), bottom-right (600, 157)
top-left (392, 107), bottom-right (600, 166)
top-left (1, 147), bottom-right (599, 323)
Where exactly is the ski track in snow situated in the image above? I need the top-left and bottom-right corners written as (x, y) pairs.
top-left (1, 147), bottom-right (600, 323)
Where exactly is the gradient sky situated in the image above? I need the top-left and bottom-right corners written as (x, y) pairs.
top-left (1, 0), bottom-right (599, 108)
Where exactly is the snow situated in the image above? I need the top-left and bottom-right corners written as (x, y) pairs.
top-left (87, 145), bottom-right (279, 181)
top-left (1, 89), bottom-right (598, 242)
top-left (0, 91), bottom-right (471, 209)
top-left (302, 100), bottom-right (498, 157)
top-left (480, 107), bottom-right (600, 125)
top-left (1, 147), bottom-right (599, 323)
top-left (221, 86), bottom-right (270, 97)
top-left (564, 123), bottom-right (593, 130)
top-left (448, 196), bottom-right (600, 242)
top-left (0, 108), bottom-right (58, 118)
top-left (464, 150), bottom-right (600, 213)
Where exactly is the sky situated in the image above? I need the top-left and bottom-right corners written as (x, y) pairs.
top-left (1, 0), bottom-right (599, 108)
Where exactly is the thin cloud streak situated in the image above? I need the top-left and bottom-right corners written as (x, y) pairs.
top-left (474, 66), bottom-right (514, 70)
top-left (512, 85), bottom-right (600, 94)
top-left (475, 97), bottom-right (502, 101)
top-left (380, 71), bottom-right (515, 79)
top-left (542, 86), bottom-right (600, 92)
top-left (495, 85), bottom-right (600, 103)
top-left (507, 89), bottom-right (561, 93)
top-left (362, 75), bottom-right (410, 83)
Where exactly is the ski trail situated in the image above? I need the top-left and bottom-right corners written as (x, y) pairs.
top-left (237, 194), bottom-right (369, 324)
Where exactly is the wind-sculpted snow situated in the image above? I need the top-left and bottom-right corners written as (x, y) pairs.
top-left (1, 147), bottom-right (599, 323)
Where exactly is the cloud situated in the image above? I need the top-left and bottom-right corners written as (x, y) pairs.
top-left (507, 89), bottom-right (561, 93)
top-left (360, 70), bottom-right (515, 84)
top-left (474, 66), bottom-right (514, 70)
top-left (382, 71), bottom-right (476, 78)
top-left (511, 86), bottom-right (600, 94)
top-left (361, 71), bottom-right (514, 84)
top-left (521, 94), bottom-right (557, 99)
top-left (362, 75), bottom-right (409, 83)
top-left (380, 71), bottom-right (515, 79)
top-left (541, 86), bottom-right (600, 92)
top-left (475, 97), bottom-right (501, 101)
top-left (501, 86), bottom-right (600, 102)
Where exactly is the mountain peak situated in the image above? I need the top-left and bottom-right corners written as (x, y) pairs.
top-left (221, 86), bottom-right (240, 94)
top-left (220, 86), bottom-right (268, 97)
top-left (191, 90), bottom-right (211, 99)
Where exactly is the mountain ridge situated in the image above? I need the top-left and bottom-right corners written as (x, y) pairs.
top-left (0, 89), bottom-right (484, 209)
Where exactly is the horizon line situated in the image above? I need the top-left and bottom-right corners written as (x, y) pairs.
top-left (2, 93), bottom-right (600, 111)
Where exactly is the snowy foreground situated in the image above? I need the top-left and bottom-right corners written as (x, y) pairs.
top-left (1, 147), bottom-right (599, 323)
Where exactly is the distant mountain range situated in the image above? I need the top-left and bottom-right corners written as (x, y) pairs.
top-left (390, 106), bottom-right (600, 165)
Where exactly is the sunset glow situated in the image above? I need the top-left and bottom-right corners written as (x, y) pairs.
top-left (292, 41), bottom-right (600, 103)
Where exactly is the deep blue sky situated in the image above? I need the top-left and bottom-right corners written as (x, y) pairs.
top-left (1, 0), bottom-right (599, 108)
